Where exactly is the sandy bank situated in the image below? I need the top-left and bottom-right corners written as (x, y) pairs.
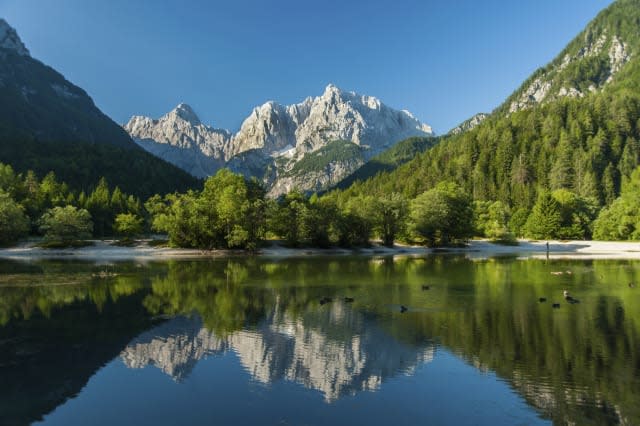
top-left (0, 239), bottom-right (639, 262)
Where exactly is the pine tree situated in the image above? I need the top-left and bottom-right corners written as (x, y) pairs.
top-left (524, 192), bottom-right (562, 239)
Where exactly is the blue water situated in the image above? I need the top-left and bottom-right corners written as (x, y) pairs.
top-left (1, 256), bottom-right (638, 425)
top-left (36, 335), bottom-right (546, 426)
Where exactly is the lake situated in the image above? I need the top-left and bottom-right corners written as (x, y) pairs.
top-left (0, 254), bottom-right (638, 425)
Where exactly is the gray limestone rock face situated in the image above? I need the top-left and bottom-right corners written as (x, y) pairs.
top-left (124, 85), bottom-right (433, 195)
top-left (124, 104), bottom-right (231, 178)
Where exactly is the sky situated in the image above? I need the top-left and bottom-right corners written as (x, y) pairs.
top-left (1, 0), bottom-right (614, 134)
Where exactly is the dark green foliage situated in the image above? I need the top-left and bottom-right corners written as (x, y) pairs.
top-left (0, 162), bottom-right (145, 241)
top-left (524, 192), bottom-right (563, 239)
top-left (334, 136), bottom-right (438, 190)
top-left (39, 206), bottom-right (93, 245)
top-left (335, 196), bottom-right (375, 247)
top-left (509, 208), bottom-right (530, 238)
top-left (474, 200), bottom-right (513, 241)
top-left (0, 191), bottom-right (29, 245)
top-left (0, 138), bottom-right (199, 199)
top-left (322, 0), bottom-right (640, 244)
top-left (114, 213), bottom-right (144, 239)
top-left (551, 189), bottom-right (598, 239)
top-left (268, 190), bottom-right (309, 247)
top-left (148, 170), bottom-right (266, 250)
top-left (373, 192), bottom-right (408, 246)
top-left (287, 140), bottom-right (363, 176)
top-left (305, 195), bottom-right (337, 248)
top-left (593, 166), bottom-right (640, 240)
top-left (409, 182), bottom-right (474, 246)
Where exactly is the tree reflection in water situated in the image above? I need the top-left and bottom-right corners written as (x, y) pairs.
top-left (0, 256), bottom-right (638, 425)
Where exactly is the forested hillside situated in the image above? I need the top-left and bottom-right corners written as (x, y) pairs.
top-left (324, 0), bottom-right (640, 242)
top-left (0, 20), bottom-right (199, 199)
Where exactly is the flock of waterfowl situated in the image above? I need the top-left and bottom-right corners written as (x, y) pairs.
top-left (538, 290), bottom-right (580, 308)
top-left (318, 275), bottom-right (636, 313)
top-left (318, 282), bottom-right (433, 313)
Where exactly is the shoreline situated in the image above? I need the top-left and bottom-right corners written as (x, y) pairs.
top-left (0, 239), bottom-right (639, 262)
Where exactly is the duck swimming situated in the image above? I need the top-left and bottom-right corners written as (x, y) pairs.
top-left (563, 290), bottom-right (579, 304)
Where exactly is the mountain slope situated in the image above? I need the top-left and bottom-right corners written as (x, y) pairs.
top-left (0, 19), bottom-right (199, 197)
top-left (125, 85), bottom-right (433, 195)
top-left (125, 103), bottom-right (231, 178)
top-left (330, 0), bottom-right (640, 212)
top-left (331, 136), bottom-right (439, 191)
top-left (501, 0), bottom-right (636, 114)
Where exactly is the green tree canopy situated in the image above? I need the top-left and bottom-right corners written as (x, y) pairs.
top-left (39, 206), bottom-right (93, 244)
top-left (524, 192), bottom-right (562, 239)
top-left (114, 213), bottom-right (144, 239)
top-left (409, 182), bottom-right (474, 246)
top-left (0, 191), bottom-right (29, 246)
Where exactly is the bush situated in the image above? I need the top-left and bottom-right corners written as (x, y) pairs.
top-left (39, 206), bottom-right (93, 246)
top-left (114, 213), bottom-right (143, 240)
top-left (0, 192), bottom-right (29, 246)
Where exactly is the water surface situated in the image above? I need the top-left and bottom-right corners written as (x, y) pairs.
top-left (0, 255), bottom-right (638, 425)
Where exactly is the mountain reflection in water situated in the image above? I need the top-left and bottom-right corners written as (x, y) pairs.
top-left (121, 304), bottom-right (435, 402)
top-left (0, 256), bottom-right (638, 425)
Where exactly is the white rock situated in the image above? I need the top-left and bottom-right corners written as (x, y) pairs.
top-left (125, 85), bottom-right (433, 194)
top-left (124, 103), bottom-right (232, 178)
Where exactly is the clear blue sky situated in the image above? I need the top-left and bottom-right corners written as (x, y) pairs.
top-left (1, 0), bottom-right (614, 133)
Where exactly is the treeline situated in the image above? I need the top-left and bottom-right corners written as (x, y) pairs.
top-left (319, 85), bottom-right (640, 242)
top-left (334, 90), bottom-right (640, 209)
top-left (3, 160), bottom-right (640, 249)
top-left (0, 163), bottom-right (143, 246)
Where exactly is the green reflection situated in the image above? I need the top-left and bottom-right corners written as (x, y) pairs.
top-left (0, 256), bottom-right (638, 425)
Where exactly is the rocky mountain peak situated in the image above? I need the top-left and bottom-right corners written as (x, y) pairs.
top-left (125, 85), bottom-right (433, 194)
top-left (0, 19), bottom-right (30, 57)
top-left (323, 83), bottom-right (341, 95)
top-left (167, 102), bottom-right (201, 125)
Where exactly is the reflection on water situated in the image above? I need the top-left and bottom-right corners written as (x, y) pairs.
top-left (0, 256), bottom-right (639, 425)
top-left (122, 307), bottom-right (434, 401)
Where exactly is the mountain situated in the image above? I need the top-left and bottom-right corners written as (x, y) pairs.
top-left (125, 103), bottom-right (231, 178)
top-left (0, 19), bottom-right (198, 197)
top-left (448, 113), bottom-right (489, 135)
top-left (121, 307), bottom-right (434, 402)
top-left (331, 136), bottom-right (439, 191)
top-left (125, 85), bottom-right (433, 195)
top-left (502, 11), bottom-right (632, 114)
top-left (330, 0), bottom-right (640, 214)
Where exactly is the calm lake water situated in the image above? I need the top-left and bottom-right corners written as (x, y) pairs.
top-left (0, 255), bottom-right (638, 425)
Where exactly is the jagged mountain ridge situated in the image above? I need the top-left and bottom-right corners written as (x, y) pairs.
top-left (125, 103), bottom-right (231, 178)
top-left (121, 304), bottom-right (434, 402)
top-left (124, 85), bottom-right (433, 195)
